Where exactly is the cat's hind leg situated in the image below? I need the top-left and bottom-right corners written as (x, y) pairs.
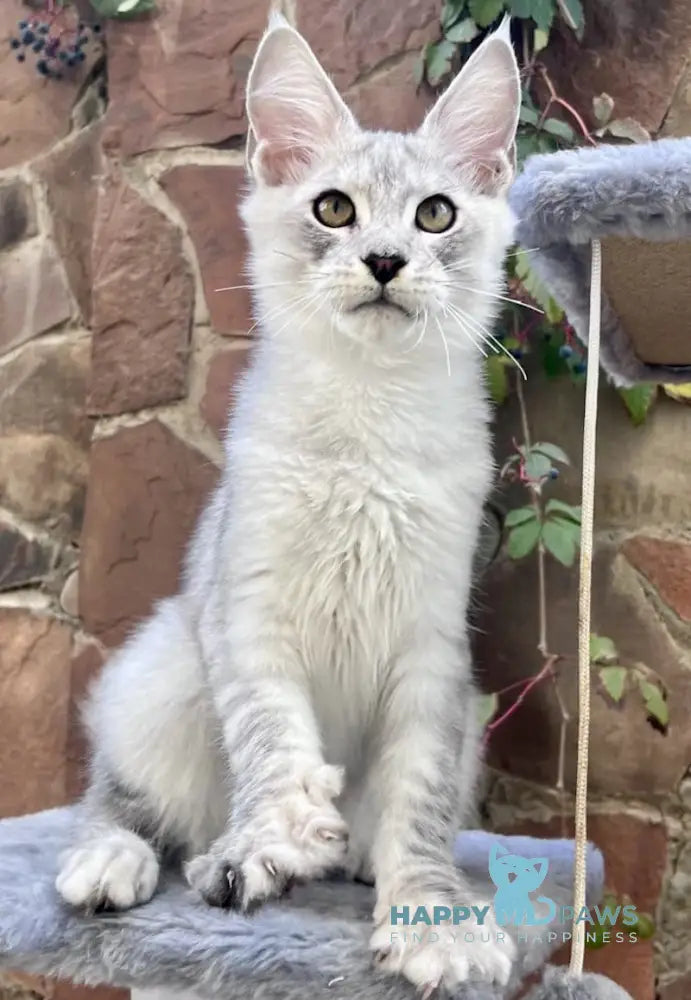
top-left (57, 597), bottom-right (225, 911)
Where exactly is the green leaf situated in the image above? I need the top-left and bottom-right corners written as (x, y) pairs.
top-left (89, 0), bottom-right (154, 14)
top-left (442, 0), bottom-right (468, 28)
top-left (533, 28), bottom-right (550, 51)
top-left (589, 634), bottom-right (618, 664)
top-left (603, 117), bottom-right (651, 144)
top-left (634, 913), bottom-right (656, 940)
top-left (530, 0), bottom-right (555, 31)
top-left (618, 384), bottom-right (658, 426)
top-left (638, 678), bottom-right (669, 729)
top-left (507, 518), bottom-right (542, 559)
top-left (426, 39), bottom-right (456, 86)
top-left (532, 442), bottom-right (570, 465)
top-left (505, 505), bottom-right (538, 528)
top-left (514, 255), bottom-right (563, 321)
top-left (557, 0), bottom-right (584, 36)
top-left (468, 0), bottom-right (506, 28)
top-left (545, 498), bottom-right (581, 523)
top-left (509, 0), bottom-right (533, 16)
top-left (523, 451), bottom-right (552, 480)
top-left (477, 692), bottom-right (499, 728)
top-left (541, 117), bottom-right (577, 142)
top-left (599, 666), bottom-right (627, 703)
top-left (519, 104), bottom-right (540, 126)
top-left (485, 354), bottom-right (509, 404)
top-left (541, 518), bottom-right (577, 566)
top-left (445, 17), bottom-right (480, 41)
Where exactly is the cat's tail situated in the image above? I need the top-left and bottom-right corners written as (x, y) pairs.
top-left (534, 896), bottom-right (557, 925)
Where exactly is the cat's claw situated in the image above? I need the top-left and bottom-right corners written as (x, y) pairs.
top-left (187, 764), bottom-right (348, 912)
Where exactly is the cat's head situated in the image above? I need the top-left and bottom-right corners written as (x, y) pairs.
top-left (240, 13), bottom-right (520, 367)
top-left (489, 843), bottom-right (549, 892)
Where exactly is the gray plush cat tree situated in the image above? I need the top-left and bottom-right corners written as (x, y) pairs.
top-left (5, 137), bottom-right (690, 1000)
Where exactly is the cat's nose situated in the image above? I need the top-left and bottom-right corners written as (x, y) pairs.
top-left (362, 253), bottom-right (407, 285)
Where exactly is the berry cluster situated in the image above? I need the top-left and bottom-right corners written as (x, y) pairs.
top-left (9, 10), bottom-right (102, 80)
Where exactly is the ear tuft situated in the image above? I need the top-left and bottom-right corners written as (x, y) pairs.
top-left (246, 19), bottom-right (355, 186)
top-left (420, 20), bottom-right (520, 196)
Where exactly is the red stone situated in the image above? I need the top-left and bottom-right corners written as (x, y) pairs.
top-left (161, 165), bottom-right (252, 336)
top-left (542, 0), bottom-right (691, 134)
top-left (346, 53), bottom-right (433, 132)
top-left (35, 123), bottom-right (103, 325)
top-left (102, 0), bottom-right (439, 158)
top-left (0, 1), bottom-right (97, 169)
top-left (103, 0), bottom-right (262, 157)
top-left (623, 536), bottom-right (691, 623)
top-left (299, 0), bottom-right (439, 94)
top-left (79, 421), bottom-right (219, 647)
top-left (659, 973), bottom-right (691, 1000)
top-left (0, 241), bottom-right (72, 357)
top-left (89, 175), bottom-right (194, 415)
top-left (0, 609), bottom-right (73, 818)
top-left (66, 638), bottom-right (105, 801)
top-left (200, 344), bottom-right (252, 439)
top-left (0, 179), bottom-right (36, 252)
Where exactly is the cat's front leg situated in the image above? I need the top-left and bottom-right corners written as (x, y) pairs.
top-left (369, 635), bottom-right (515, 991)
top-left (186, 669), bottom-right (348, 911)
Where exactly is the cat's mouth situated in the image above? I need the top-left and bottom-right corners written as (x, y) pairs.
top-left (350, 290), bottom-right (412, 318)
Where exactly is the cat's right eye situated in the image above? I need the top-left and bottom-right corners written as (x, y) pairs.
top-left (313, 190), bottom-right (356, 228)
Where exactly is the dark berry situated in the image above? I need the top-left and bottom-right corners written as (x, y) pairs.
top-left (39, 23), bottom-right (49, 34)
top-left (16, 52), bottom-right (25, 61)
top-left (558, 344), bottom-right (573, 359)
top-left (93, 23), bottom-right (102, 32)
top-left (66, 54), bottom-right (76, 66)
top-left (18, 19), bottom-right (28, 29)
top-left (21, 29), bottom-right (35, 44)
top-left (511, 349), bottom-right (523, 359)
top-left (573, 361), bottom-right (586, 374)
top-left (36, 58), bottom-right (49, 75)
top-left (77, 50), bottom-right (86, 61)
top-left (33, 39), bottom-right (44, 52)
top-left (79, 34), bottom-right (89, 45)
top-left (10, 37), bottom-right (20, 49)
top-left (59, 50), bottom-right (68, 61)
top-left (550, 469), bottom-right (559, 479)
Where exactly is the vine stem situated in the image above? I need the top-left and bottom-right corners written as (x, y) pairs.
top-left (514, 369), bottom-right (571, 822)
top-left (538, 66), bottom-right (597, 146)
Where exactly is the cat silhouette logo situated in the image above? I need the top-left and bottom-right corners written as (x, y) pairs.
top-left (489, 843), bottom-right (557, 927)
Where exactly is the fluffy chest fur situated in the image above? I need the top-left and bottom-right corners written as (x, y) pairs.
top-left (191, 347), bottom-right (492, 756)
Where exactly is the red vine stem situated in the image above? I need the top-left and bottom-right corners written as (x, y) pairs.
top-left (538, 66), bottom-right (597, 146)
top-left (485, 655), bottom-right (559, 739)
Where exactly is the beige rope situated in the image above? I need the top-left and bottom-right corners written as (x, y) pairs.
top-left (569, 238), bottom-right (602, 974)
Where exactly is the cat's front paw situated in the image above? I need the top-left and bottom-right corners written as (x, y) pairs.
top-left (370, 897), bottom-right (515, 992)
top-left (186, 764), bottom-right (349, 912)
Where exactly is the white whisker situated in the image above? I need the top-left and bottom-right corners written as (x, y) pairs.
top-left (434, 315), bottom-right (452, 377)
top-left (441, 303), bottom-right (489, 358)
top-left (448, 303), bottom-right (527, 380)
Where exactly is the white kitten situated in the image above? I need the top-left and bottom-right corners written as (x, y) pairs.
top-left (56, 15), bottom-right (520, 993)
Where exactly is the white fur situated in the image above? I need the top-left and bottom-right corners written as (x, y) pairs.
top-left (58, 17), bottom-right (521, 993)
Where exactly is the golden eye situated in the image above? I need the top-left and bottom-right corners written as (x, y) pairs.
top-left (415, 195), bottom-right (456, 234)
top-left (313, 190), bottom-right (356, 228)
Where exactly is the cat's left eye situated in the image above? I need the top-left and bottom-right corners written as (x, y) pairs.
top-left (313, 190), bottom-right (356, 228)
top-left (415, 195), bottom-right (456, 234)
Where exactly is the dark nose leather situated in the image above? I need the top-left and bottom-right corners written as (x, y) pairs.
top-left (362, 253), bottom-right (406, 285)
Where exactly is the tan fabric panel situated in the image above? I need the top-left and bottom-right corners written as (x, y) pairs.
top-left (601, 236), bottom-right (691, 366)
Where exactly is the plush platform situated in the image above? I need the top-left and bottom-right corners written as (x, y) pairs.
top-left (0, 808), bottom-right (632, 999)
top-left (509, 137), bottom-right (691, 386)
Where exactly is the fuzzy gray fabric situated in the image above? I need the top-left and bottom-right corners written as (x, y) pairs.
top-left (509, 138), bottom-right (691, 386)
top-left (0, 808), bottom-right (631, 1000)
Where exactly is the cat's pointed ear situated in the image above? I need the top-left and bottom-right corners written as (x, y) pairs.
top-left (419, 17), bottom-right (520, 195)
top-left (246, 14), bottom-right (357, 186)
top-left (533, 858), bottom-right (548, 882)
top-left (490, 842), bottom-right (507, 862)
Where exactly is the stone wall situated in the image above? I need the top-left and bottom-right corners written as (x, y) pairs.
top-left (0, 2), bottom-right (689, 1000)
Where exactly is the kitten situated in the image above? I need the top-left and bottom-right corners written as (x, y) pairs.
top-left (56, 13), bottom-right (521, 992)
top-left (489, 843), bottom-right (557, 927)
